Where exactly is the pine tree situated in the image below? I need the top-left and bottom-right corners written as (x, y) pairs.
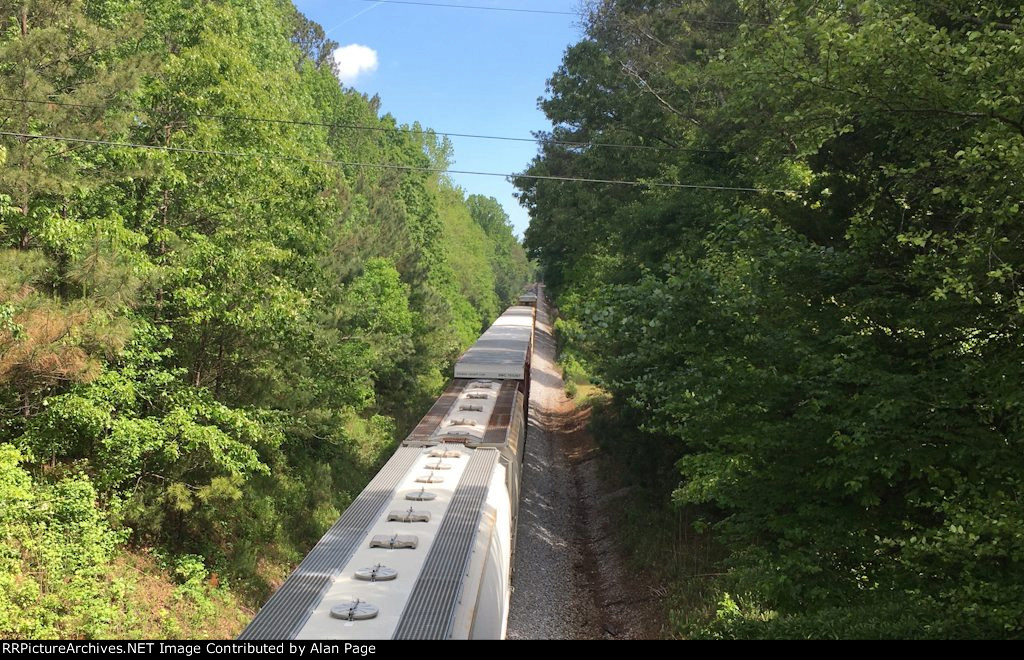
top-left (0, 1), bottom-right (149, 414)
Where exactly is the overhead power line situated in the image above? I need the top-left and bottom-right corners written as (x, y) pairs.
top-left (355, 0), bottom-right (575, 16)
top-left (361, 0), bottom-right (768, 26)
top-left (0, 130), bottom-right (795, 194)
top-left (0, 96), bottom-right (727, 154)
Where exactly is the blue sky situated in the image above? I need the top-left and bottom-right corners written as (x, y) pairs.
top-left (292, 0), bottom-right (584, 237)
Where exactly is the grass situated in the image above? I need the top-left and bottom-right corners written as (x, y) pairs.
top-left (596, 472), bottom-right (722, 637)
top-left (569, 382), bottom-right (604, 404)
top-left (101, 550), bottom-right (250, 639)
top-left (553, 324), bottom-right (722, 637)
top-left (573, 383), bottom-right (723, 637)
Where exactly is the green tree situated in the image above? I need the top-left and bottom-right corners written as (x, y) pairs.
top-left (0, 0), bottom-right (151, 421)
top-left (466, 194), bottom-right (531, 306)
top-left (1, 0), bottom-right (536, 636)
top-left (520, 0), bottom-right (1024, 638)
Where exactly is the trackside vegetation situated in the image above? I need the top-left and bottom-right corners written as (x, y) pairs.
top-left (520, 0), bottom-right (1024, 639)
top-left (0, 0), bottom-right (529, 638)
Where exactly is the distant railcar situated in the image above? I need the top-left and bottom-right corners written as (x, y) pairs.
top-left (517, 285), bottom-right (539, 307)
top-left (239, 302), bottom-right (537, 640)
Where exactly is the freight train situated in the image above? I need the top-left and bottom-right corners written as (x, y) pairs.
top-left (239, 295), bottom-right (538, 640)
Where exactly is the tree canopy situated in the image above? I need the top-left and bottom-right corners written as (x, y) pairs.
top-left (520, 0), bottom-right (1024, 638)
top-left (0, 0), bottom-right (529, 637)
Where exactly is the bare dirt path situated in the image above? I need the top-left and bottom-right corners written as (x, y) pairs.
top-left (507, 287), bottom-right (664, 640)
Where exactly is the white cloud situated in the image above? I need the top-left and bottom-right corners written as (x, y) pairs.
top-left (332, 44), bottom-right (378, 85)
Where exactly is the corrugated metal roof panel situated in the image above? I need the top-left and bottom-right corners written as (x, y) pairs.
top-left (454, 306), bottom-right (534, 380)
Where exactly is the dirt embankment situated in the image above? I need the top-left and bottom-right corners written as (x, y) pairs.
top-left (557, 400), bottom-right (667, 639)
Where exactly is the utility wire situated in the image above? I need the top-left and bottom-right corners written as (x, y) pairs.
top-left (354, 0), bottom-right (575, 16)
top-left (0, 96), bottom-right (727, 154)
top-left (0, 130), bottom-right (795, 194)
top-left (360, 0), bottom-right (767, 25)
top-left (361, 0), bottom-right (769, 25)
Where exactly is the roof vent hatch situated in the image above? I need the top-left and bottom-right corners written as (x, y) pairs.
top-left (330, 600), bottom-right (379, 621)
top-left (370, 534), bottom-right (418, 550)
top-left (388, 508), bottom-right (430, 523)
top-left (354, 564), bottom-right (398, 582)
top-left (405, 488), bottom-right (436, 501)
